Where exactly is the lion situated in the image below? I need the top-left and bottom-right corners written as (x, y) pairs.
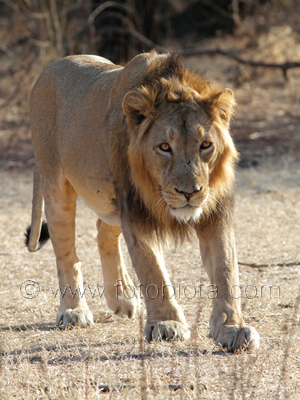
top-left (26, 50), bottom-right (259, 351)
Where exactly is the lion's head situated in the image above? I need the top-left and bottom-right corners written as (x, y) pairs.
top-left (114, 52), bottom-right (238, 238)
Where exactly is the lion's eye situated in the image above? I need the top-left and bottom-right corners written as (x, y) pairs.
top-left (159, 143), bottom-right (171, 152)
top-left (200, 141), bottom-right (212, 150)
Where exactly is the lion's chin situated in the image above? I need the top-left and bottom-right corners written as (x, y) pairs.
top-left (168, 205), bottom-right (203, 223)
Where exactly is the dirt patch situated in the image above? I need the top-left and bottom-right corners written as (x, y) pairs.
top-left (1, 161), bottom-right (300, 399)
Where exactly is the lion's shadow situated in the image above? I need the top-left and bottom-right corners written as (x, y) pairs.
top-left (0, 312), bottom-right (114, 333)
top-left (0, 322), bottom-right (57, 332)
top-left (0, 321), bottom-right (230, 363)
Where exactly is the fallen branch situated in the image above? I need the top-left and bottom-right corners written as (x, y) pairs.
top-left (94, 25), bottom-right (300, 79)
top-left (92, 25), bottom-right (300, 79)
top-left (90, 380), bottom-right (198, 392)
top-left (90, 25), bottom-right (300, 79)
top-left (238, 261), bottom-right (300, 268)
top-left (178, 47), bottom-right (300, 79)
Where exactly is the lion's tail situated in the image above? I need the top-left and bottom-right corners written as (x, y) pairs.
top-left (25, 167), bottom-right (50, 251)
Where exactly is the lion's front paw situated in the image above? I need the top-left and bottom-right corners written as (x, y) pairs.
top-left (106, 290), bottom-right (139, 319)
top-left (56, 307), bottom-right (94, 328)
top-left (114, 295), bottom-right (139, 319)
top-left (144, 320), bottom-right (190, 342)
top-left (212, 325), bottom-right (260, 352)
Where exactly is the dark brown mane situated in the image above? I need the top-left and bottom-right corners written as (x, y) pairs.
top-left (138, 53), bottom-right (187, 87)
top-left (136, 52), bottom-right (222, 109)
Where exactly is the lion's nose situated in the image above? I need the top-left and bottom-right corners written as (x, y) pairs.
top-left (175, 185), bottom-right (202, 201)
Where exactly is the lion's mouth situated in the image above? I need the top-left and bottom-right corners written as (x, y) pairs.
top-left (167, 203), bottom-right (203, 223)
top-left (168, 204), bottom-right (196, 211)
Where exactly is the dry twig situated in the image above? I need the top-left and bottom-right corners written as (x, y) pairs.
top-left (90, 381), bottom-right (195, 392)
top-left (238, 261), bottom-right (300, 268)
top-left (179, 47), bottom-right (300, 79)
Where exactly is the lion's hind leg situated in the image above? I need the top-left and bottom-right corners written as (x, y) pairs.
top-left (43, 176), bottom-right (93, 328)
top-left (96, 219), bottom-right (139, 318)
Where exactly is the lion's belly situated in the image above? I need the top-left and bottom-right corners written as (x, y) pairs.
top-left (94, 211), bottom-right (120, 226)
top-left (85, 199), bottom-right (120, 226)
top-left (79, 192), bottom-right (120, 226)
top-left (70, 175), bottom-right (121, 226)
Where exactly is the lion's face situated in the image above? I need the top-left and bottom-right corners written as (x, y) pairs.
top-left (122, 71), bottom-right (238, 225)
top-left (140, 100), bottom-right (217, 222)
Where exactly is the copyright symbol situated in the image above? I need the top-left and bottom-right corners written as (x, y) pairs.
top-left (20, 280), bottom-right (40, 299)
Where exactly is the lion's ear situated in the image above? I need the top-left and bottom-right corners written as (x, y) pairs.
top-left (122, 91), bottom-right (151, 131)
top-left (209, 88), bottom-right (236, 127)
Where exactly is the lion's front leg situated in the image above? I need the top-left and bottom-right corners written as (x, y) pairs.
top-left (196, 222), bottom-right (260, 351)
top-left (122, 222), bottom-right (190, 342)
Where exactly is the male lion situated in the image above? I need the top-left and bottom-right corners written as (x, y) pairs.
top-left (26, 51), bottom-right (259, 351)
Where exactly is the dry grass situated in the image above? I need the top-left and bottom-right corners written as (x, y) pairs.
top-left (1, 160), bottom-right (300, 399)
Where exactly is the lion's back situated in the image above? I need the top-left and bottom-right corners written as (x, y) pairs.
top-left (30, 55), bottom-right (122, 124)
top-left (30, 55), bottom-right (122, 172)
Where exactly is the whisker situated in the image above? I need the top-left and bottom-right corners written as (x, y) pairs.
top-left (154, 197), bottom-right (166, 214)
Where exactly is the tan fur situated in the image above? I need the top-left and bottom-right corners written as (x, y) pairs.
top-left (27, 51), bottom-right (259, 350)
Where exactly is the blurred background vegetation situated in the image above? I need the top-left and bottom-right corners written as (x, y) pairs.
top-left (1, 0), bottom-right (299, 63)
top-left (0, 0), bottom-right (300, 167)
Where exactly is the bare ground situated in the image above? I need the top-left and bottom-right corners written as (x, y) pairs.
top-left (1, 28), bottom-right (300, 400)
top-left (1, 159), bottom-right (300, 400)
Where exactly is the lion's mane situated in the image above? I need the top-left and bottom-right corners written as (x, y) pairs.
top-left (110, 52), bottom-right (238, 242)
